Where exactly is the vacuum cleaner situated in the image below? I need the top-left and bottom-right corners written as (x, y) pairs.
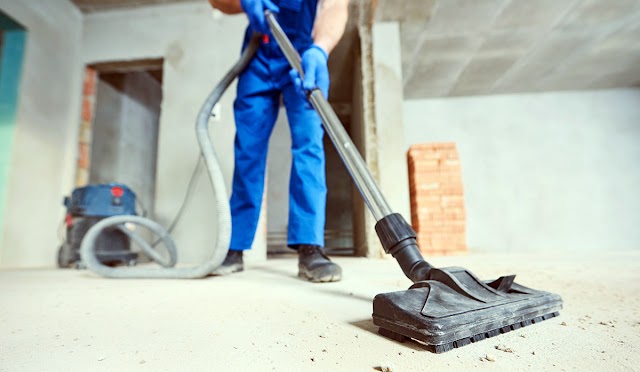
top-left (78, 13), bottom-right (563, 353)
top-left (57, 183), bottom-right (138, 268)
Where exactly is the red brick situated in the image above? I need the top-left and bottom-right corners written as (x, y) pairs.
top-left (408, 142), bottom-right (468, 255)
top-left (82, 98), bottom-right (93, 122)
top-left (442, 159), bottom-right (461, 167)
top-left (441, 195), bottom-right (464, 207)
top-left (83, 68), bottom-right (97, 96)
top-left (77, 143), bottom-right (90, 169)
top-left (412, 143), bottom-right (456, 150)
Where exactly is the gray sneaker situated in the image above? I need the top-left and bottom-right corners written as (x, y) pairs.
top-left (296, 245), bottom-right (342, 283)
top-left (212, 250), bottom-right (244, 276)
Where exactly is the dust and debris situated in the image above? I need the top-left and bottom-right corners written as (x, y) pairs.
top-left (98, 357), bottom-right (106, 362)
top-left (495, 345), bottom-right (513, 353)
top-left (561, 321), bottom-right (568, 326)
top-left (322, 349), bottom-right (327, 353)
top-left (519, 334), bottom-right (527, 338)
top-left (73, 338), bottom-right (78, 341)
top-left (599, 321), bottom-right (615, 327)
top-left (531, 351), bottom-right (536, 356)
top-left (482, 354), bottom-right (497, 362)
top-left (310, 357), bottom-right (315, 362)
top-left (139, 360), bottom-right (146, 364)
top-left (319, 334), bottom-right (327, 338)
top-left (374, 364), bottom-right (394, 371)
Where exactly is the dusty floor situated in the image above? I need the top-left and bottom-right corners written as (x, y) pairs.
top-left (1, 250), bottom-right (639, 371)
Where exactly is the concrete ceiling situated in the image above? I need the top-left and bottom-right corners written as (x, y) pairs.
top-left (375, 0), bottom-right (640, 99)
top-left (69, 0), bottom-right (640, 100)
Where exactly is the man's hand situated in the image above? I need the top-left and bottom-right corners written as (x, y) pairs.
top-left (240, 0), bottom-right (279, 35)
top-left (289, 44), bottom-right (330, 99)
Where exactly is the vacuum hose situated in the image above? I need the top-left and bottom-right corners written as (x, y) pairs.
top-left (79, 34), bottom-right (262, 278)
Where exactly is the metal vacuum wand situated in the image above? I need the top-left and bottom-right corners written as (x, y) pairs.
top-left (266, 11), bottom-right (392, 221)
top-left (265, 12), bottom-right (433, 282)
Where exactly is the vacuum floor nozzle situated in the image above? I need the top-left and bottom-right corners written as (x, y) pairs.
top-left (372, 266), bottom-right (563, 353)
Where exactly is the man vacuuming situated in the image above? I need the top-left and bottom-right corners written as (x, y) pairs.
top-left (209, 0), bottom-right (350, 282)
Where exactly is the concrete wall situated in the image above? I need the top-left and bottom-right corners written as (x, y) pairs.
top-left (404, 88), bottom-right (640, 253)
top-left (0, 22), bottom-right (26, 253)
top-left (0, 0), bottom-right (83, 268)
top-left (372, 22), bottom-right (411, 225)
top-left (90, 72), bottom-right (161, 215)
top-left (82, 3), bottom-right (267, 264)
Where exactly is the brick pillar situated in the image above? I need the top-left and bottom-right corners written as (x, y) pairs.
top-left (75, 67), bottom-right (96, 187)
top-left (408, 143), bottom-right (467, 255)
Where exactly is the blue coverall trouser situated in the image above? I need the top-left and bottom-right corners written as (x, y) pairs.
top-left (228, 40), bottom-right (327, 251)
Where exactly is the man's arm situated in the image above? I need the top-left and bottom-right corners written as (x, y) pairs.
top-left (312, 0), bottom-right (350, 55)
top-left (208, 0), bottom-right (243, 14)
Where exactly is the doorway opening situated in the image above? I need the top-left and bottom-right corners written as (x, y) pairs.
top-left (78, 59), bottom-right (164, 218)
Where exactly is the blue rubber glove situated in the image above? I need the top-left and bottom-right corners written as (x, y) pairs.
top-left (240, 0), bottom-right (279, 35)
top-left (289, 44), bottom-right (330, 99)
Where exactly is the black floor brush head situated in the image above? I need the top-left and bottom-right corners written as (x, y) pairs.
top-left (372, 266), bottom-right (563, 353)
top-left (377, 311), bottom-right (560, 353)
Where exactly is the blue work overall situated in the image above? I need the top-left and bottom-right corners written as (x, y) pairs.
top-left (229, 0), bottom-right (325, 251)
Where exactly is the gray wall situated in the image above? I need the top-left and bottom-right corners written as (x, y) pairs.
top-left (404, 88), bottom-right (640, 253)
top-left (82, 4), bottom-right (267, 264)
top-left (0, 0), bottom-right (83, 268)
top-left (90, 72), bottom-right (161, 216)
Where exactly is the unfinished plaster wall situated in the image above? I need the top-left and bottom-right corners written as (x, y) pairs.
top-left (0, 0), bottom-right (83, 268)
top-left (372, 22), bottom-right (410, 227)
top-left (82, 3), bottom-right (267, 264)
top-left (404, 88), bottom-right (640, 253)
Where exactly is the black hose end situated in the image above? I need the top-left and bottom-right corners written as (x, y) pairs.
top-left (375, 214), bottom-right (434, 283)
top-left (374, 213), bottom-right (416, 254)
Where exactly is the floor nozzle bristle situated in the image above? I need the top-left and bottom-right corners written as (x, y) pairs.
top-left (379, 311), bottom-right (561, 354)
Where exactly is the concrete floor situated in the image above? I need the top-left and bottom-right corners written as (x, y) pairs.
top-left (1, 250), bottom-right (639, 371)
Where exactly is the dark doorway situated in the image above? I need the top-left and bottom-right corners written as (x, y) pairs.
top-left (87, 59), bottom-right (164, 217)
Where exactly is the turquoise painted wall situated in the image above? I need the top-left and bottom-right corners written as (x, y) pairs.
top-left (0, 13), bottom-right (26, 243)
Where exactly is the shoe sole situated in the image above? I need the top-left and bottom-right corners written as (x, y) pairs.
top-left (298, 266), bottom-right (342, 283)
top-left (211, 264), bottom-right (244, 276)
